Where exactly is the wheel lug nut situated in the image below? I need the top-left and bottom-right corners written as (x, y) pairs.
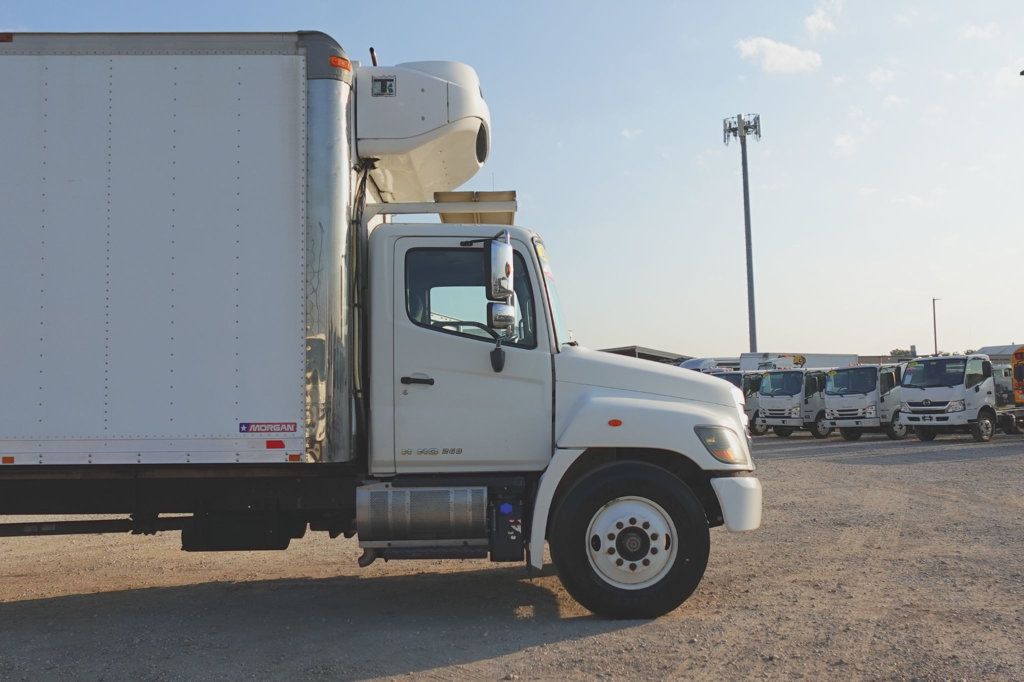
top-left (650, 533), bottom-right (659, 541)
top-left (642, 521), bottom-right (650, 530)
top-left (616, 558), bottom-right (623, 566)
top-left (651, 548), bottom-right (658, 555)
top-left (629, 517), bottom-right (637, 525)
top-left (607, 533), bottom-right (615, 541)
top-left (607, 547), bottom-right (615, 555)
top-left (629, 563), bottom-right (636, 571)
top-left (616, 521), bottom-right (623, 529)
top-left (642, 558), bottom-right (650, 566)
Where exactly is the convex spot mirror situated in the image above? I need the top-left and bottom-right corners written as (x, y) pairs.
top-left (487, 301), bottom-right (515, 333)
top-left (486, 232), bottom-right (514, 301)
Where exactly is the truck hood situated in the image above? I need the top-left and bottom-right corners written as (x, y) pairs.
top-left (825, 393), bottom-right (876, 409)
top-left (900, 386), bottom-right (961, 403)
top-left (555, 346), bottom-right (738, 408)
top-left (758, 394), bottom-right (801, 409)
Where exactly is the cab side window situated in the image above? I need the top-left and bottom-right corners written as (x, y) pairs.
top-left (965, 358), bottom-right (984, 388)
top-left (405, 248), bottom-right (537, 349)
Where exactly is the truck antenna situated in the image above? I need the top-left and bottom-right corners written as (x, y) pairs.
top-left (369, 47), bottom-right (379, 67)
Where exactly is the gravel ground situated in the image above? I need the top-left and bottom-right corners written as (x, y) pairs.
top-left (0, 431), bottom-right (1022, 680)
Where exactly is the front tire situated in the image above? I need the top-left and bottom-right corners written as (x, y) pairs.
top-left (808, 413), bottom-right (833, 439)
top-left (749, 412), bottom-right (769, 436)
top-left (549, 461), bottom-right (710, 619)
top-left (971, 411), bottom-right (995, 442)
top-left (773, 426), bottom-right (794, 438)
top-left (916, 427), bottom-right (937, 442)
top-left (839, 428), bottom-right (862, 441)
top-left (886, 412), bottom-right (909, 440)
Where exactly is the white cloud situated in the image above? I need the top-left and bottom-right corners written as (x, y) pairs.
top-left (960, 23), bottom-right (999, 40)
top-left (620, 128), bottom-right (642, 140)
top-left (832, 75), bottom-right (847, 86)
top-left (805, 0), bottom-right (843, 39)
top-left (833, 133), bottom-right (857, 156)
top-left (868, 67), bottom-right (896, 86)
top-left (736, 37), bottom-right (822, 73)
top-left (892, 194), bottom-right (932, 209)
top-left (894, 8), bottom-right (921, 25)
top-left (857, 187), bottom-right (879, 197)
top-left (883, 94), bottom-right (906, 109)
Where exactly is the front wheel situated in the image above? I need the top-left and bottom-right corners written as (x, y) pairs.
top-left (749, 413), bottom-right (769, 436)
top-left (839, 428), bottom-right (862, 441)
top-left (971, 412), bottom-right (995, 442)
top-left (808, 413), bottom-right (833, 439)
top-left (549, 461), bottom-right (710, 619)
top-left (773, 426), bottom-right (794, 438)
top-left (886, 413), bottom-right (909, 440)
top-left (916, 427), bottom-right (937, 442)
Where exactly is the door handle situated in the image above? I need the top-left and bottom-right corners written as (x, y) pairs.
top-left (401, 376), bottom-right (435, 386)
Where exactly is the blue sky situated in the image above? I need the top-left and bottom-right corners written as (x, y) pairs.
top-left (4, 1), bottom-right (1022, 357)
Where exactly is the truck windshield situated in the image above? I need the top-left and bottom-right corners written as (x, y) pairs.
top-left (901, 358), bottom-right (966, 388)
top-left (716, 372), bottom-right (742, 389)
top-left (759, 371), bottom-right (803, 396)
top-left (826, 367), bottom-right (878, 395)
top-left (533, 238), bottom-right (570, 346)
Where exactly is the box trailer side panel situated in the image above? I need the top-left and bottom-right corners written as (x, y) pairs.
top-left (0, 47), bottom-right (307, 464)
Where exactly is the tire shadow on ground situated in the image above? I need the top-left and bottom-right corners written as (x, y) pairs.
top-left (0, 564), bottom-right (639, 678)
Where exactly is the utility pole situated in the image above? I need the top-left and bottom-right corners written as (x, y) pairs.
top-left (723, 114), bottom-right (761, 352)
top-left (932, 297), bottom-right (940, 354)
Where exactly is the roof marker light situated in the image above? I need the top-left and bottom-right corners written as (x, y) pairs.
top-left (608, 419), bottom-right (623, 427)
top-left (329, 55), bottom-right (352, 71)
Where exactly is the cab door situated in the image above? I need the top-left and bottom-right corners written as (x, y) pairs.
top-left (392, 236), bottom-right (553, 473)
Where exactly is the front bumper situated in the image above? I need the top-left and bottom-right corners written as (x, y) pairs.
top-left (827, 417), bottom-right (882, 429)
top-left (900, 411), bottom-right (969, 427)
top-left (758, 417), bottom-right (802, 427)
top-left (711, 476), bottom-right (762, 532)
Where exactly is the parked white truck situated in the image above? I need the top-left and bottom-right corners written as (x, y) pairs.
top-left (899, 352), bottom-right (1024, 441)
top-left (824, 365), bottom-right (909, 441)
top-left (0, 32), bottom-right (761, 619)
top-left (713, 371), bottom-right (767, 435)
top-left (755, 369), bottom-right (832, 438)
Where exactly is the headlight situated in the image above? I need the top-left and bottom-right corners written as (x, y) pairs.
top-left (787, 406), bottom-right (801, 418)
top-left (900, 402), bottom-right (911, 412)
top-left (863, 404), bottom-right (877, 418)
top-left (945, 400), bottom-right (965, 413)
top-left (695, 426), bottom-right (749, 465)
top-left (825, 409), bottom-right (836, 419)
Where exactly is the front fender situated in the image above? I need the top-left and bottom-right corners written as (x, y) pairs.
top-left (556, 388), bottom-right (751, 472)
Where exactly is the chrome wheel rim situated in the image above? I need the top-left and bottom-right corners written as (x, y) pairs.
top-left (586, 496), bottom-right (678, 590)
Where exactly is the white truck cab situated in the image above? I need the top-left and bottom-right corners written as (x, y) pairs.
top-left (0, 31), bottom-right (761, 620)
top-left (714, 371), bottom-right (767, 435)
top-left (898, 354), bottom-right (1006, 442)
top-left (756, 368), bottom-right (833, 438)
top-left (824, 364), bottom-right (909, 441)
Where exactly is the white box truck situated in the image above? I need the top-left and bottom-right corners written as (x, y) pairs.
top-left (0, 32), bottom-right (761, 619)
top-left (898, 351), bottom-right (1024, 441)
top-left (824, 364), bottom-right (909, 441)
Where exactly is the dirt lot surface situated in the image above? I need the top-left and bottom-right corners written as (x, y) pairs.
top-left (1, 432), bottom-right (1022, 680)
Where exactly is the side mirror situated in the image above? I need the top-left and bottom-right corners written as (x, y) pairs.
top-left (487, 301), bottom-right (515, 333)
top-left (486, 232), bottom-right (514, 301)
